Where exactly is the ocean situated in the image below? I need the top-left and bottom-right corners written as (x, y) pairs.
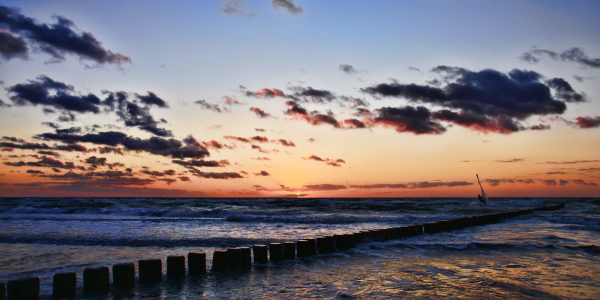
top-left (0, 197), bottom-right (598, 299)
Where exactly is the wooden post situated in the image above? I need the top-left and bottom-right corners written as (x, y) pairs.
top-left (83, 266), bottom-right (110, 294)
top-left (113, 262), bottom-right (135, 287)
top-left (333, 234), bottom-right (347, 251)
top-left (211, 250), bottom-right (229, 272)
top-left (139, 259), bottom-right (162, 283)
top-left (253, 245), bottom-right (268, 264)
top-left (284, 242), bottom-right (296, 259)
top-left (167, 255), bottom-right (186, 279)
top-left (269, 243), bottom-right (284, 261)
top-left (317, 237), bottom-right (329, 254)
top-left (227, 248), bottom-right (242, 269)
top-left (239, 247), bottom-right (252, 269)
top-left (344, 234), bottom-right (356, 248)
top-left (188, 252), bottom-right (206, 275)
top-left (297, 240), bottom-right (310, 257)
top-left (7, 277), bottom-right (39, 300)
top-left (52, 271), bottom-right (76, 299)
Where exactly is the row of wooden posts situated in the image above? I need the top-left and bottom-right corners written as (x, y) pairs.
top-left (0, 203), bottom-right (565, 300)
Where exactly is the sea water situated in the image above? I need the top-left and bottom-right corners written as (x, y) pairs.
top-left (0, 197), bottom-right (598, 299)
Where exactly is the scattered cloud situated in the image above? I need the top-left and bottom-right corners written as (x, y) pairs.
top-left (574, 116), bottom-right (600, 128)
top-left (195, 100), bottom-right (230, 113)
top-left (339, 64), bottom-right (359, 74)
top-left (520, 47), bottom-right (600, 69)
top-left (0, 6), bottom-right (131, 65)
top-left (362, 67), bottom-right (579, 134)
top-left (274, 139), bottom-right (295, 147)
top-left (350, 181), bottom-right (473, 189)
top-left (271, 0), bottom-right (303, 15)
top-left (284, 100), bottom-right (340, 128)
top-left (36, 130), bottom-right (210, 159)
top-left (250, 107), bottom-right (273, 119)
top-left (219, 0), bottom-right (257, 18)
top-left (494, 159), bottom-right (525, 163)
top-left (254, 170), bottom-right (270, 176)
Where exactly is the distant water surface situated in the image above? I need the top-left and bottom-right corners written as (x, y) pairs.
top-left (0, 197), bottom-right (598, 299)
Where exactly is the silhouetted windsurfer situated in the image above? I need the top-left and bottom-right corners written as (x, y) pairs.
top-left (478, 194), bottom-right (486, 205)
top-left (476, 174), bottom-right (489, 205)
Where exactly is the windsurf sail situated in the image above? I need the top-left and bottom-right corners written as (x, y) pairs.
top-left (476, 174), bottom-right (488, 204)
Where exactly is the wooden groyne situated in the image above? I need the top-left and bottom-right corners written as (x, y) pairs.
top-left (0, 203), bottom-right (565, 300)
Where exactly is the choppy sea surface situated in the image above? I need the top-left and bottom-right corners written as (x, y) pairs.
top-left (0, 197), bottom-right (598, 299)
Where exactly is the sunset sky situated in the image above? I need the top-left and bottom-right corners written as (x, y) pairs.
top-left (1, 0), bottom-right (599, 198)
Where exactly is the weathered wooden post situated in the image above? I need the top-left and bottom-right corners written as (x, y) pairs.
top-left (52, 271), bottom-right (76, 299)
top-left (188, 252), bottom-right (206, 275)
top-left (113, 262), bottom-right (135, 287)
top-left (253, 245), bottom-right (268, 264)
top-left (167, 255), bottom-right (186, 279)
top-left (139, 259), bottom-right (162, 282)
top-left (83, 266), bottom-right (110, 294)
top-left (7, 277), bottom-right (39, 300)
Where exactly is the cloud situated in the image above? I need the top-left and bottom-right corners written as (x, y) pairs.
top-left (137, 92), bottom-right (169, 108)
top-left (0, 30), bottom-right (28, 60)
top-left (107, 91), bottom-right (172, 137)
top-left (172, 159), bottom-right (228, 167)
top-left (408, 67), bottom-right (420, 72)
top-left (574, 116), bottom-right (600, 128)
top-left (8, 76), bottom-right (102, 113)
top-left (543, 179), bottom-right (557, 185)
top-left (339, 64), bottom-right (358, 74)
top-left (26, 169), bottom-right (43, 174)
top-left (179, 176), bottom-right (190, 182)
top-left (520, 47), bottom-right (600, 69)
top-left (223, 136), bottom-right (250, 143)
top-left (571, 179), bottom-right (598, 186)
top-left (350, 181), bottom-right (473, 189)
top-left (157, 178), bottom-right (177, 185)
top-left (84, 156), bottom-right (106, 168)
top-left (195, 100), bottom-right (230, 113)
top-left (573, 75), bottom-right (593, 82)
top-left (141, 169), bottom-right (176, 177)
top-left (284, 100), bottom-right (340, 128)
top-left (494, 159), bottom-right (525, 163)
top-left (289, 86), bottom-right (336, 103)
top-left (222, 97), bottom-right (244, 105)
top-left (303, 184), bottom-right (346, 191)
top-left (305, 155), bottom-right (346, 167)
top-left (254, 171), bottom-right (270, 176)
top-left (274, 139), bottom-right (295, 147)
top-left (4, 156), bottom-right (82, 170)
top-left (369, 106), bottom-right (446, 134)
top-left (0, 6), bottom-right (131, 65)
top-left (244, 88), bottom-right (288, 99)
top-left (307, 155), bottom-right (325, 162)
top-left (253, 157), bottom-right (270, 161)
top-left (188, 168), bottom-right (244, 179)
top-left (362, 67), bottom-right (580, 134)
top-left (342, 119), bottom-right (366, 129)
top-left (219, 0), bottom-right (257, 18)
top-left (255, 128), bottom-right (266, 132)
top-left (36, 130), bottom-right (210, 159)
top-left (249, 107), bottom-right (273, 119)
top-left (7, 77), bottom-right (172, 136)
top-left (37, 150), bottom-right (60, 157)
top-left (250, 136), bottom-right (269, 143)
top-left (338, 96), bottom-right (370, 108)
top-left (271, 0), bottom-right (303, 15)
top-left (530, 124), bottom-right (551, 130)
top-left (546, 78), bottom-right (588, 103)
top-left (0, 99), bottom-right (11, 108)
top-left (543, 160), bottom-right (599, 165)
